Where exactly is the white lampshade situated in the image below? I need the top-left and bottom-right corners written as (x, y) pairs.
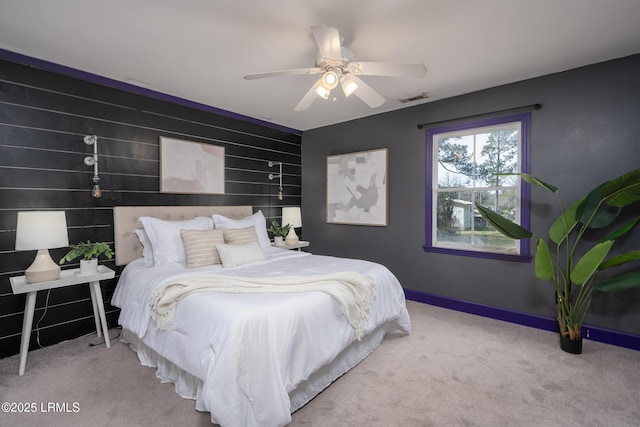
top-left (15, 211), bottom-right (69, 283)
top-left (16, 211), bottom-right (69, 250)
top-left (282, 207), bottom-right (302, 228)
top-left (282, 207), bottom-right (302, 245)
top-left (340, 74), bottom-right (358, 97)
top-left (314, 84), bottom-right (331, 100)
top-left (322, 70), bottom-right (339, 89)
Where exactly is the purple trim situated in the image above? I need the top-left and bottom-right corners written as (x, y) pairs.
top-left (424, 130), bottom-right (435, 246)
top-left (0, 48), bottom-right (302, 136)
top-left (423, 112), bottom-right (532, 260)
top-left (422, 245), bottom-right (532, 262)
top-left (404, 288), bottom-right (640, 351)
top-left (519, 113), bottom-right (532, 243)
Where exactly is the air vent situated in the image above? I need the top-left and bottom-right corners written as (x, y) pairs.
top-left (399, 92), bottom-right (429, 103)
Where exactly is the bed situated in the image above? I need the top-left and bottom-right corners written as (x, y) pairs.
top-left (111, 206), bottom-right (411, 427)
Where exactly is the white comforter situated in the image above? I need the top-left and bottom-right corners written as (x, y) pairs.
top-left (112, 247), bottom-right (410, 427)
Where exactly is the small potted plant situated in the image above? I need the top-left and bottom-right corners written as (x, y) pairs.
top-left (60, 240), bottom-right (114, 275)
top-left (267, 220), bottom-right (292, 246)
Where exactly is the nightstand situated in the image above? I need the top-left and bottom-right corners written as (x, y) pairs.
top-left (273, 240), bottom-right (310, 251)
top-left (9, 265), bottom-right (116, 375)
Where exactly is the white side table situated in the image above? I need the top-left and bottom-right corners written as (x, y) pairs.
top-left (9, 265), bottom-right (115, 375)
top-left (272, 240), bottom-right (310, 251)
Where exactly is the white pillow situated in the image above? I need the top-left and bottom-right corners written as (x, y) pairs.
top-left (133, 229), bottom-right (154, 267)
top-left (215, 241), bottom-right (265, 268)
top-left (139, 216), bottom-right (213, 266)
top-left (212, 210), bottom-right (271, 249)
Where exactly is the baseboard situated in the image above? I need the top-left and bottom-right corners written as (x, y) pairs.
top-left (404, 289), bottom-right (640, 352)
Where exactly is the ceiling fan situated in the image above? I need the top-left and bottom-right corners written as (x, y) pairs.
top-left (243, 25), bottom-right (428, 111)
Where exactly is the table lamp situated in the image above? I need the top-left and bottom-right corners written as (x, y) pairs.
top-left (15, 211), bottom-right (69, 283)
top-left (282, 207), bottom-right (302, 245)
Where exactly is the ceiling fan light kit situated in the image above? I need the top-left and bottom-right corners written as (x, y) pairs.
top-left (315, 84), bottom-right (331, 100)
top-left (321, 68), bottom-right (339, 89)
top-left (244, 25), bottom-right (427, 111)
top-left (340, 74), bottom-right (358, 97)
top-left (316, 68), bottom-right (340, 99)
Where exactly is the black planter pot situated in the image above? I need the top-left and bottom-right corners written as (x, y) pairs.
top-left (559, 335), bottom-right (583, 354)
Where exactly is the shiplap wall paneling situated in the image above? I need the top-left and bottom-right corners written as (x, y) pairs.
top-left (0, 58), bottom-right (301, 358)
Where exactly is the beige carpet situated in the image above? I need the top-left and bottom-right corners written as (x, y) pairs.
top-left (1, 301), bottom-right (638, 427)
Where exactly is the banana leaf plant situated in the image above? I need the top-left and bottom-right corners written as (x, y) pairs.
top-left (476, 168), bottom-right (640, 343)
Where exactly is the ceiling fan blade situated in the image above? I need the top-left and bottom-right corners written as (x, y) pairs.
top-left (244, 68), bottom-right (323, 80)
top-left (351, 76), bottom-right (386, 108)
top-left (347, 61), bottom-right (428, 78)
top-left (294, 78), bottom-right (322, 111)
top-left (311, 25), bottom-right (342, 61)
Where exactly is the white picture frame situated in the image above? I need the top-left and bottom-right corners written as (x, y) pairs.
top-left (160, 137), bottom-right (225, 194)
top-left (326, 148), bottom-right (388, 226)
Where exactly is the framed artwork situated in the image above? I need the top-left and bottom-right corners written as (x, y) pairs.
top-left (160, 137), bottom-right (225, 194)
top-left (326, 148), bottom-right (388, 226)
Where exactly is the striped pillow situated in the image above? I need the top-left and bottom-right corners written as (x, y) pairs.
top-left (180, 229), bottom-right (225, 268)
top-left (222, 226), bottom-right (259, 245)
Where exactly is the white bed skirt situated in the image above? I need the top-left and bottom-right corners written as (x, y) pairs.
top-left (121, 322), bottom-right (396, 424)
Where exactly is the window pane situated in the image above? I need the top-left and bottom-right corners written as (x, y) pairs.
top-left (435, 191), bottom-right (472, 230)
top-left (476, 128), bottom-right (519, 187)
top-left (435, 190), bottom-right (473, 245)
top-left (473, 190), bottom-right (519, 254)
top-left (475, 189), bottom-right (518, 221)
top-left (437, 135), bottom-right (474, 188)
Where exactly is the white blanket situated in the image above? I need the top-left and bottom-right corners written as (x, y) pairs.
top-left (149, 271), bottom-right (376, 339)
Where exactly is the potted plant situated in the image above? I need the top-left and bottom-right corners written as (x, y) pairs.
top-left (476, 168), bottom-right (640, 354)
top-left (267, 220), bottom-right (292, 246)
top-left (60, 241), bottom-right (114, 275)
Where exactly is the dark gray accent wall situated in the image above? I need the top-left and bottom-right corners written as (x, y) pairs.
top-left (0, 59), bottom-right (301, 358)
top-left (302, 54), bottom-right (640, 336)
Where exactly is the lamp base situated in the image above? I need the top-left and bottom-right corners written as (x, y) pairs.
top-left (25, 249), bottom-right (61, 283)
top-left (285, 228), bottom-right (299, 245)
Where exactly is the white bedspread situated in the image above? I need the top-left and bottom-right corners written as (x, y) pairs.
top-left (112, 247), bottom-right (410, 427)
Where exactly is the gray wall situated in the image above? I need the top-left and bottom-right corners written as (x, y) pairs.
top-left (301, 54), bottom-right (640, 336)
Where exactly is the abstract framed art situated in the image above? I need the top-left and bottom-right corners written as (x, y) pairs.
top-left (159, 137), bottom-right (225, 194)
top-left (326, 148), bottom-right (388, 226)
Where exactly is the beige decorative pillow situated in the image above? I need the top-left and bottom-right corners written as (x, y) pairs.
top-left (212, 210), bottom-right (271, 249)
top-left (222, 225), bottom-right (259, 245)
top-left (180, 229), bottom-right (225, 268)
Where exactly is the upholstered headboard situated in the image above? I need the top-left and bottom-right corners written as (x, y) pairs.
top-left (113, 205), bottom-right (253, 266)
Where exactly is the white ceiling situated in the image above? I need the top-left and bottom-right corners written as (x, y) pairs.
top-left (1, 0), bottom-right (640, 132)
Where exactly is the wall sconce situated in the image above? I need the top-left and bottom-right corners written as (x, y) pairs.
top-left (83, 135), bottom-right (101, 198)
top-left (268, 161), bottom-right (283, 200)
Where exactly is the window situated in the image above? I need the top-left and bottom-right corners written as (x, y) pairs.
top-left (424, 113), bottom-right (531, 261)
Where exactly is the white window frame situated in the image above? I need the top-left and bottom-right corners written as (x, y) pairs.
top-left (423, 113), bottom-right (531, 262)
